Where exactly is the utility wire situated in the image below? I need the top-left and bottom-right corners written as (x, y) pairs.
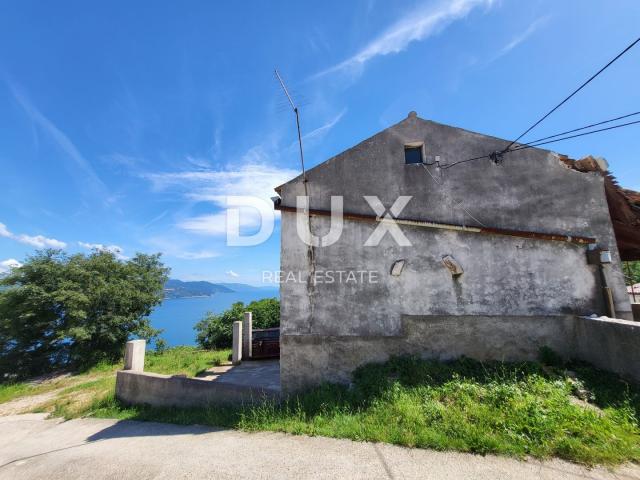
top-left (503, 36), bottom-right (640, 152)
top-left (510, 118), bottom-right (640, 151)
top-left (521, 111), bottom-right (640, 146)
top-left (440, 117), bottom-right (640, 170)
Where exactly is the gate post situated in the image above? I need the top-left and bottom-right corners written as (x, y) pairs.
top-left (232, 321), bottom-right (243, 365)
top-left (243, 311), bottom-right (253, 360)
top-left (124, 339), bottom-right (146, 372)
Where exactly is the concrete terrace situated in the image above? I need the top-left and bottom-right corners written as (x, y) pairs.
top-left (197, 359), bottom-right (280, 391)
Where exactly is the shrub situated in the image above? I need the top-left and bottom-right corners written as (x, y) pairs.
top-left (194, 297), bottom-right (279, 349)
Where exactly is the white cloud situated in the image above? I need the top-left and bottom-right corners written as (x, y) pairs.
top-left (144, 236), bottom-right (219, 260)
top-left (175, 250), bottom-right (219, 260)
top-left (146, 162), bottom-right (297, 205)
top-left (225, 270), bottom-right (240, 278)
top-left (0, 259), bottom-right (22, 274)
top-left (314, 0), bottom-right (494, 78)
top-left (0, 221), bottom-right (67, 249)
top-left (493, 15), bottom-right (549, 61)
top-left (8, 82), bottom-right (109, 201)
top-left (78, 241), bottom-right (128, 260)
top-left (146, 162), bottom-right (298, 237)
top-left (302, 109), bottom-right (347, 143)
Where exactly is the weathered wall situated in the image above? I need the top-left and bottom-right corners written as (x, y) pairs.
top-left (281, 315), bottom-right (576, 391)
top-left (278, 114), bottom-right (631, 391)
top-left (574, 316), bottom-right (640, 381)
top-left (116, 371), bottom-right (280, 408)
top-left (281, 315), bottom-right (640, 392)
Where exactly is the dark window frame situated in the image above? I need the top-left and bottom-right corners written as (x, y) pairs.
top-left (404, 144), bottom-right (424, 165)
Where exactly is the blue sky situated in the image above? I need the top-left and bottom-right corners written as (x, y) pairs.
top-left (1, 0), bottom-right (639, 284)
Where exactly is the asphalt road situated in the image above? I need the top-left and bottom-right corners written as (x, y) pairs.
top-left (1, 414), bottom-right (639, 480)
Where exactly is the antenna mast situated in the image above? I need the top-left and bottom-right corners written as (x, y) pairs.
top-left (274, 69), bottom-right (309, 197)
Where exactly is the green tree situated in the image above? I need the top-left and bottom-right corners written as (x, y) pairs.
top-left (195, 297), bottom-right (279, 349)
top-left (0, 249), bottom-right (169, 378)
top-left (625, 261), bottom-right (640, 285)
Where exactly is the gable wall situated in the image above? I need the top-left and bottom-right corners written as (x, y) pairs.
top-left (278, 115), bottom-right (631, 391)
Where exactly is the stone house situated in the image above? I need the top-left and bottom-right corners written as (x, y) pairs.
top-left (274, 112), bottom-right (640, 392)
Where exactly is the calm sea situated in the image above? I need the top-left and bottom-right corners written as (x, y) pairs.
top-left (149, 289), bottom-right (279, 347)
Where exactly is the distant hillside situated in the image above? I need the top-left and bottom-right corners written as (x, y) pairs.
top-left (164, 279), bottom-right (233, 299)
top-left (217, 283), bottom-right (279, 293)
top-left (163, 279), bottom-right (277, 299)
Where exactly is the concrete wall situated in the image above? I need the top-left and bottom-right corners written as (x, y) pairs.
top-left (574, 316), bottom-right (640, 381)
top-left (278, 114), bottom-right (632, 392)
top-left (281, 315), bottom-right (576, 391)
top-left (280, 315), bottom-right (640, 392)
top-left (116, 371), bottom-right (280, 408)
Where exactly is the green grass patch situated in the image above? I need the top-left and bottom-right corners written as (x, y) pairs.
top-left (144, 346), bottom-right (230, 377)
top-left (78, 355), bottom-right (640, 466)
top-left (0, 382), bottom-right (38, 404)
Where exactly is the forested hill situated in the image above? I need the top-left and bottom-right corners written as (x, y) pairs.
top-left (163, 279), bottom-right (276, 299)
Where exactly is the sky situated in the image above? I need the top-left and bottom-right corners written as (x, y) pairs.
top-left (0, 0), bottom-right (639, 284)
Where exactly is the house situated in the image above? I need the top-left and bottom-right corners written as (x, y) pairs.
top-left (274, 112), bottom-right (640, 392)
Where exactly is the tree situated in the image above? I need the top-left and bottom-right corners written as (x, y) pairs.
top-left (0, 249), bottom-right (169, 378)
top-left (625, 261), bottom-right (640, 285)
top-left (195, 297), bottom-right (279, 349)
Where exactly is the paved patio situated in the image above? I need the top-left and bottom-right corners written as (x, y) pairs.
top-left (198, 359), bottom-right (280, 391)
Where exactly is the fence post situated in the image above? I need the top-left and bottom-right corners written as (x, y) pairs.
top-left (243, 311), bottom-right (253, 360)
top-left (124, 339), bottom-right (146, 372)
top-left (232, 321), bottom-right (243, 365)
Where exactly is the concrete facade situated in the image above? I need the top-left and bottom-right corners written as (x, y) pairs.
top-left (277, 114), bottom-right (632, 392)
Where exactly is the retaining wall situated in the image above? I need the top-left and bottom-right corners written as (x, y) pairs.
top-left (116, 370), bottom-right (280, 408)
top-left (282, 314), bottom-right (640, 393)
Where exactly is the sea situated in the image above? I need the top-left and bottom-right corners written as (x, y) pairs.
top-left (149, 289), bottom-right (279, 347)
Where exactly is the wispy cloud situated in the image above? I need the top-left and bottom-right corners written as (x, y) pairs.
top-left (146, 162), bottom-right (298, 207)
top-left (492, 15), bottom-right (549, 61)
top-left (78, 241), bottom-right (128, 260)
top-left (144, 236), bottom-right (219, 260)
top-left (313, 0), bottom-right (494, 79)
top-left (0, 258), bottom-right (22, 274)
top-left (303, 109), bottom-right (347, 142)
top-left (225, 270), bottom-right (240, 278)
top-left (0, 221), bottom-right (67, 249)
top-left (146, 161), bottom-right (297, 237)
top-left (7, 81), bottom-right (110, 203)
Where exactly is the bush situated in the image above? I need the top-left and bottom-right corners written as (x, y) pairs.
top-left (194, 297), bottom-right (279, 349)
top-left (0, 249), bottom-right (169, 378)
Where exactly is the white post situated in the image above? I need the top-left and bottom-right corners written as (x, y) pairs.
top-left (243, 311), bottom-right (253, 360)
top-left (124, 339), bottom-right (146, 372)
top-left (232, 321), bottom-right (243, 365)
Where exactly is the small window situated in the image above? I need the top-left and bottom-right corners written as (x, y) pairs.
top-left (404, 145), bottom-right (424, 165)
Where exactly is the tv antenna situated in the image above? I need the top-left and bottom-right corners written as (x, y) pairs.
top-left (274, 69), bottom-right (309, 197)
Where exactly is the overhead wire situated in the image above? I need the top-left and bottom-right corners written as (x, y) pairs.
top-left (502, 36), bottom-right (640, 152)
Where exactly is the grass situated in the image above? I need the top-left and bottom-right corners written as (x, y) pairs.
top-left (144, 346), bottom-right (230, 377)
top-left (0, 347), bottom-right (229, 413)
top-left (3, 347), bottom-right (639, 466)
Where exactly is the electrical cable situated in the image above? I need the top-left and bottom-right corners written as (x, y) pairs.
top-left (440, 116), bottom-right (640, 170)
top-left (502, 36), bottom-right (640, 152)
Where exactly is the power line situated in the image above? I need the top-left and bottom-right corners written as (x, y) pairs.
top-left (511, 118), bottom-right (640, 151)
top-left (521, 111), bottom-right (640, 146)
top-left (503, 36), bottom-right (640, 152)
top-left (440, 117), bottom-right (640, 170)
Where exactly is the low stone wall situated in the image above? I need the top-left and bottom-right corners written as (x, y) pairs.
top-left (574, 316), bottom-right (640, 383)
top-left (281, 314), bottom-right (640, 393)
top-left (116, 370), bottom-right (280, 408)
